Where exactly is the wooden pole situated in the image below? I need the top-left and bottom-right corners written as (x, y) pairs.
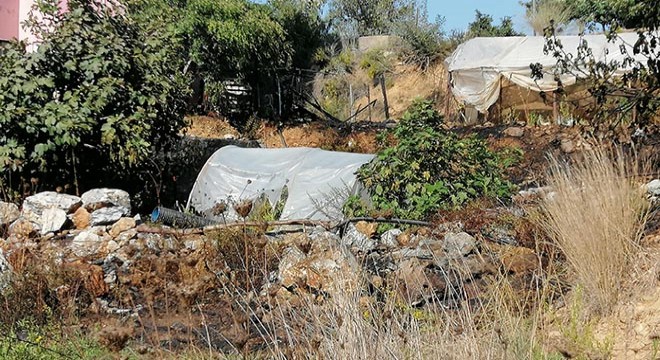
top-left (367, 85), bottom-right (372, 122)
top-left (277, 74), bottom-right (282, 117)
top-left (444, 71), bottom-right (452, 118)
top-left (552, 91), bottom-right (559, 124)
top-left (380, 74), bottom-right (390, 120)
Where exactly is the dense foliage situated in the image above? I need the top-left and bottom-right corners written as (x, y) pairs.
top-left (533, 0), bottom-right (660, 132)
top-left (179, 0), bottom-right (292, 81)
top-left (568, 0), bottom-right (649, 30)
top-left (466, 10), bottom-right (522, 38)
top-left (345, 100), bottom-right (516, 220)
top-left (0, 0), bottom-right (188, 197)
top-left (327, 0), bottom-right (415, 37)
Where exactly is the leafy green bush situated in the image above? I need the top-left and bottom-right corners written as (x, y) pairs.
top-left (346, 100), bottom-right (516, 220)
top-left (0, 0), bottom-right (189, 191)
top-left (359, 49), bottom-right (391, 80)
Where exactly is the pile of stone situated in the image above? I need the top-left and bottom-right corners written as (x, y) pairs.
top-left (1, 188), bottom-right (132, 237)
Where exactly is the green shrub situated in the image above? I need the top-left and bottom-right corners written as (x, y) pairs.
top-left (0, 0), bottom-right (189, 191)
top-left (359, 49), bottom-right (390, 80)
top-left (346, 99), bottom-right (516, 220)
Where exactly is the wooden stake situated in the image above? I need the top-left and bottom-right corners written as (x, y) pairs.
top-left (380, 74), bottom-right (390, 120)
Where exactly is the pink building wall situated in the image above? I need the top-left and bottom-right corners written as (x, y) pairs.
top-left (0, 0), bottom-right (71, 43)
top-left (0, 0), bottom-right (20, 41)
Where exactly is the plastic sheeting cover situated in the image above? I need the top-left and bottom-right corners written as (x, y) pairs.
top-left (187, 146), bottom-right (375, 222)
top-left (445, 33), bottom-right (646, 112)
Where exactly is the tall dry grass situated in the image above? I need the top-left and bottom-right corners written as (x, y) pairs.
top-left (540, 148), bottom-right (650, 314)
top-left (241, 252), bottom-right (555, 360)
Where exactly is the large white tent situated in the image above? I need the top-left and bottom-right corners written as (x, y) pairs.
top-left (445, 33), bottom-right (644, 113)
top-left (187, 146), bottom-right (375, 222)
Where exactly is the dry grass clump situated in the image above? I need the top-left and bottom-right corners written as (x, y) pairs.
top-left (540, 148), bottom-right (650, 314)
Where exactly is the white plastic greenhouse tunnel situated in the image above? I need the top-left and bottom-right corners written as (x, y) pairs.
top-left (186, 146), bottom-right (376, 222)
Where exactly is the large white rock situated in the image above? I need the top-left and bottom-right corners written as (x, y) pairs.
top-left (81, 188), bottom-right (131, 213)
top-left (0, 202), bottom-right (20, 226)
top-left (90, 207), bottom-right (127, 226)
top-left (40, 208), bottom-right (68, 234)
top-left (21, 192), bottom-right (81, 223)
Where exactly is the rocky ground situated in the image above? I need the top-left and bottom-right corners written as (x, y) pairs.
top-left (0, 180), bottom-right (658, 358)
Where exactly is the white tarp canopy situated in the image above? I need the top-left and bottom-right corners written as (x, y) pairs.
top-left (187, 146), bottom-right (375, 222)
top-left (445, 33), bottom-right (645, 112)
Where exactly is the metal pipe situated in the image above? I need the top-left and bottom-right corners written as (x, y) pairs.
top-left (151, 206), bottom-right (216, 228)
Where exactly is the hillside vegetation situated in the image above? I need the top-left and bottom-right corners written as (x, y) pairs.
top-left (0, 0), bottom-right (659, 359)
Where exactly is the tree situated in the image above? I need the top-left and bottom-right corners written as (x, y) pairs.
top-left (327, 0), bottom-right (415, 37)
top-left (466, 10), bottom-right (522, 38)
top-left (391, 2), bottom-right (446, 68)
top-left (269, 0), bottom-right (328, 70)
top-left (0, 0), bottom-right (189, 195)
top-left (533, 0), bottom-right (660, 133)
top-left (179, 0), bottom-right (292, 81)
top-left (521, 0), bottom-right (576, 35)
top-left (569, 0), bottom-right (648, 30)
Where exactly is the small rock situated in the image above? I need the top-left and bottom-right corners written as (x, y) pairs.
top-left (355, 221), bottom-right (378, 238)
top-left (451, 254), bottom-right (494, 278)
top-left (90, 207), bottom-right (127, 226)
top-left (103, 268), bottom-right (117, 285)
top-left (40, 208), bottom-right (68, 234)
top-left (70, 230), bottom-right (104, 257)
top-left (115, 228), bottom-right (137, 243)
top-left (278, 246), bottom-right (307, 288)
top-left (560, 139), bottom-right (575, 153)
top-left (644, 179), bottom-right (660, 197)
top-left (504, 127), bottom-right (524, 137)
top-left (81, 188), bottom-right (131, 212)
top-left (103, 240), bottom-right (120, 254)
top-left (443, 232), bottom-right (476, 258)
top-left (109, 217), bottom-right (137, 238)
top-left (0, 249), bottom-right (12, 290)
top-left (500, 246), bottom-right (538, 274)
top-left (0, 202), bottom-right (20, 226)
top-left (484, 225), bottom-right (518, 246)
top-left (397, 232), bottom-right (412, 246)
top-left (70, 207), bottom-right (91, 229)
top-left (393, 258), bottom-right (447, 305)
top-left (342, 223), bottom-right (376, 252)
top-left (183, 238), bottom-right (204, 251)
top-left (391, 247), bottom-right (433, 260)
top-left (8, 217), bottom-right (38, 238)
top-left (380, 229), bottom-right (401, 248)
top-left (22, 192), bottom-right (81, 223)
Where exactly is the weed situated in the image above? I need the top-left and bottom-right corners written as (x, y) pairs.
top-left (557, 287), bottom-right (614, 359)
top-left (539, 148), bottom-right (650, 314)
